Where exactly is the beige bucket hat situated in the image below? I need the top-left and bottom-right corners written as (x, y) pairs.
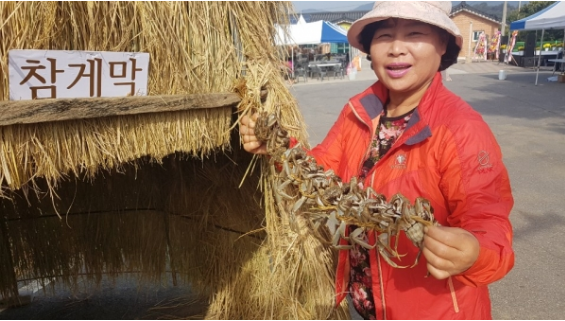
top-left (347, 1), bottom-right (463, 52)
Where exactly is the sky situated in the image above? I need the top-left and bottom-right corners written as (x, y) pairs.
top-left (291, 1), bottom-right (372, 13)
top-left (290, 1), bottom-right (527, 13)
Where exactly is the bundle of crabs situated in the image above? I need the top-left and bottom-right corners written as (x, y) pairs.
top-left (254, 112), bottom-right (439, 268)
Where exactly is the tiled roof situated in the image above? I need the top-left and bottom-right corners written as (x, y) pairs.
top-left (292, 2), bottom-right (502, 25)
top-left (291, 11), bottom-right (367, 24)
top-left (450, 2), bottom-right (502, 23)
top-left (289, 14), bottom-right (311, 24)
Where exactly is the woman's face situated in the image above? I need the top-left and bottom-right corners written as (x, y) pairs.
top-left (369, 18), bottom-right (447, 96)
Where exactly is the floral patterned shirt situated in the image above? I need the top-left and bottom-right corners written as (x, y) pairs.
top-left (349, 108), bottom-right (414, 319)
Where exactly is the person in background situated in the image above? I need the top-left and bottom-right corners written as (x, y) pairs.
top-left (286, 57), bottom-right (293, 75)
top-left (352, 53), bottom-right (361, 71)
top-left (240, 2), bottom-right (514, 319)
top-left (279, 57), bottom-right (294, 85)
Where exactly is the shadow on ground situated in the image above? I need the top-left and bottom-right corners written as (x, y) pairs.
top-left (0, 276), bottom-right (208, 320)
top-left (446, 71), bottom-right (565, 122)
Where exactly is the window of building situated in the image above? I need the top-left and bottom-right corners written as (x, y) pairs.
top-left (330, 43), bottom-right (350, 54)
top-left (472, 30), bottom-right (484, 42)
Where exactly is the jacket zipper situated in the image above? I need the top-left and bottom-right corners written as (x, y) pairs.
top-left (448, 277), bottom-right (460, 313)
top-left (347, 101), bottom-right (376, 176)
top-left (354, 104), bottom-right (422, 320)
top-left (348, 100), bottom-right (389, 319)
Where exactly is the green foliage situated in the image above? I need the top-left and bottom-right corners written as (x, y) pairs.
top-left (506, 1), bottom-right (564, 42)
top-left (509, 41), bottom-right (563, 52)
top-left (507, 1), bottom-right (556, 22)
top-left (471, 2), bottom-right (517, 19)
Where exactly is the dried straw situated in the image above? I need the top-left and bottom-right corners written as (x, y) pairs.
top-left (0, 1), bottom-right (242, 197)
top-left (0, 1), bottom-right (347, 319)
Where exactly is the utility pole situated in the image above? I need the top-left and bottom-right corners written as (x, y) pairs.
top-left (467, 21), bottom-right (473, 64)
top-left (501, 1), bottom-right (508, 36)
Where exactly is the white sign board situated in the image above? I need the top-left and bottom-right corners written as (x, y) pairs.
top-left (8, 50), bottom-right (150, 100)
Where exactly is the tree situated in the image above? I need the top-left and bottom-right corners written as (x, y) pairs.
top-left (470, 2), bottom-right (517, 20)
top-left (507, 1), bottom-right (555, 22)
top-left (506, 1), bottom-right (564, 43)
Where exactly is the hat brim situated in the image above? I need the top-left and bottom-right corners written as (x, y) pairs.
top-left (347, 2), bottom-right (463, 52)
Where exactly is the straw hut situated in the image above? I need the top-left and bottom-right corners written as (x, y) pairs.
top-left (0, 2), bottom-right (347, 319)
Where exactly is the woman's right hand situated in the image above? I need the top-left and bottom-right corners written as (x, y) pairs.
top-left (240, 113), bottom-right (267, 154)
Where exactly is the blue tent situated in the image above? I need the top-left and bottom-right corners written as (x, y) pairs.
top-left (509, 2), bottom-right (565, 85)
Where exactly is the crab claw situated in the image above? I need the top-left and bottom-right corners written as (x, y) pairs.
top-left (331, 221), bottom-right (349, 249)
top-left (378, 245), bottom-right (409, 269)
top-left (350, 227), bottom-right (376, 250)
top-left (291, 195), bottom-right (308, 215)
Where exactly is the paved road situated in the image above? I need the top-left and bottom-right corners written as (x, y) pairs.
top-left (2, 67), bottom-right (564, 319)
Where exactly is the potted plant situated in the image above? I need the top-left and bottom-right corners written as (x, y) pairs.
top-left (543, 43), bottom-right (551, 51)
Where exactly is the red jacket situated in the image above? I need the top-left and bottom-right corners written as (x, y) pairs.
top-left (310, 73), bottom-right (514, 319)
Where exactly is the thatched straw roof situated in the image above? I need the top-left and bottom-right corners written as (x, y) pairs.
top-left (0, 1), bottom-right (347, 319)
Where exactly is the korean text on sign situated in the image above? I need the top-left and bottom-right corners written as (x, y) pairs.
top-left (8, 50), bottom-right (150, 100)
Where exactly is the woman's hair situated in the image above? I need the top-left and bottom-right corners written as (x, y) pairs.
top-left (359, 20), bottom-right (461, 71)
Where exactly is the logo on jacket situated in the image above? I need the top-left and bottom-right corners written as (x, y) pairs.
top-left (391, 154), bottom-right (407, 169)
top-left (478, 150), bottom-right (493, 171)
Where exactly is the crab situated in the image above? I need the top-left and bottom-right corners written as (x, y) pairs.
top-left (252, 112), bottom-right (439, 270)
top-left (253, 111), bottom-right (277, 143)
top-left (254, 111), bottom-right (290, 159)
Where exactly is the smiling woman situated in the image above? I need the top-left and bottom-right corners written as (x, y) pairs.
top-left (240, 2), bottom-right (514, 320)
top-left (361, 19), bottom-right (448, 116)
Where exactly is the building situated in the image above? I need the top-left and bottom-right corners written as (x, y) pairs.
top-left (450, 2), bottom-right (502, 59)
top-left (295, 1), bottom-right (502, 60)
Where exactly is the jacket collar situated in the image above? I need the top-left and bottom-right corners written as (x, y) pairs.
top-left (349, 72), bottom-right (444, 146)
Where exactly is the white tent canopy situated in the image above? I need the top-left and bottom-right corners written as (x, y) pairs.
top-left (275, 19), bottom-right (348, 46)
top-left (509, 2), bottom-right (565, 85)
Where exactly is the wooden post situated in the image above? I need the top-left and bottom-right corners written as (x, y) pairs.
top-left (0, 217), bottom-right (20, 306)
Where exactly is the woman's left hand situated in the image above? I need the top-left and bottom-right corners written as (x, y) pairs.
top-left (422, 226), bottom-right (480, 280)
